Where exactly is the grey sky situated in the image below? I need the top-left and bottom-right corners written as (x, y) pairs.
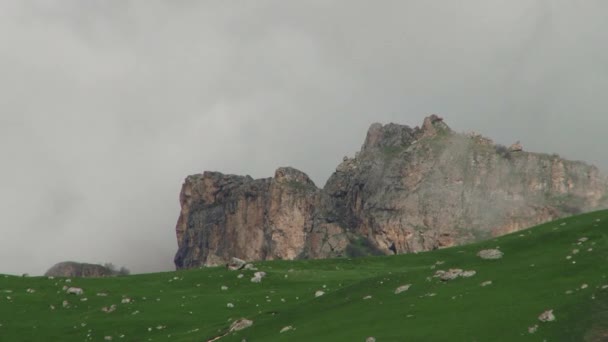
top-left (1, 1), bottom-right (607, 275)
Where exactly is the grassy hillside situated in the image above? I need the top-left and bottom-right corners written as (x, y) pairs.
top-left (2, 210), bottom-right (608, 341)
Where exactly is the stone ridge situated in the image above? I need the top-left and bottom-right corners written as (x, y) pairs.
top-left (174, 116), bottom-right (608, 269)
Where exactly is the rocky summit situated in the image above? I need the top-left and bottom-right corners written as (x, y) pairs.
top-left (174, 115), bottom-right (608, 269)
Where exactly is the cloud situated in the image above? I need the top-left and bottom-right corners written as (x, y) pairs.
top-left (1, 1), bottom-right (607, 275)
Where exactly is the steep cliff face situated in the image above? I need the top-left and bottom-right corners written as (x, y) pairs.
top-left (174, 116), bottom-right (608, 269)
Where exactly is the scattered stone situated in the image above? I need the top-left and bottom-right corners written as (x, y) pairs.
top-left (62, 300), bottom-right (70, 308)
top-left (315, 290), bottom-right (325, 298)
top-left (566, 256), bottom-right (572, 260)
top-left (237, 274), bottom-right (244, 279)
top-left (121, 298), bottom-right (131, 304)
top-left (243, 264), bottom-right (257, 271)
top-left (26, 288), bottom-right (36, 294)
top-left (601, 285), bottom-right (608, 290)
top-left (251, 272), bottom-right (266, 283)
top-left (96, 293), bottom-right (108, 297)
top-left (434, 268), bottom-right (477, 281)
top-left (394, 284), bottom-right (411, 294)
top-left (221, 285), bottom-right (228, 291)
top-left (572, 249), bottom-right (580, 255)
top-left (80, 297), bottom-right (88, 302)
top-left (538, 309), bottom-right (556, 322)
top-left (227, 303), bottom-right (234, 308)
top-left (104, 336), bottom-right (113, 341)
top-left (230, 319), bottom-right (253, 332)
top-left (280, 326), bottom-right (293, 333)
top-left (66, 287), bottom-right (84, 295)
top-left (228, 257), bottom-right (247, 271)
top-left (102, 305), bottom-right (117, 313)
top-left (461, 270), bottom-right (476, 278)
top-left (477, 249), bottom-right (503, 260)
top-left (363, 295), bottom-right (372, 300)
top-left (481, 281), bottom-right (493, 287)
top-left (578, 237), bottom-right (589, 243)
top-left (366, 337), bottom-right (376, 342)
top-left (528, 325), bottom-right (538, 334)
top-left (581, 284), bottom-right (589, 290)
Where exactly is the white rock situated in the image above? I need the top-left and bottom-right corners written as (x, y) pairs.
top-left (227, 303), bottom-right (234, 308)
top-left (221, 286), bottom-right (228, 291)
top-left (528, 325), bottom-right (538, 334)
top-left (66, 287), bottom-right (84, 295)
top-left (121, 298), bottom-right (131, 304)
top-left (102, 305), bottom-right (117, 313)
top-left (104, 336), bottom-right (113, 341)
top-left (366, 337), bottom-right (376, 342)
top-left (363, 295), bottom-right (372, 300)
top-left (581, 284), bottom-right (588, 289)
top-left (280, 326), bottom-right (293, 333)
top-left (62, 300), bottom-right (70, 308)
top-left (477, 249), bottom-right (503, 260)
top-left (461, 270), bottom-right (476, 278)
top-left (394, 284), bottom-right (411, 294)
top-left (481, 281), bottom-right (493, 287)
top-left (315, 290), bottom-right (325, 298)
top-left (229, 318), bottom-right (253, 332)
top-left (538, 309), bottom-right (556, 322)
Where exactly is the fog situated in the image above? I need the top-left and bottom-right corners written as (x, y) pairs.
top-left (1, 1), bottom-right (607, 275)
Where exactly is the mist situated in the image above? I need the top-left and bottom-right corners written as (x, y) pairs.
top-left (1, 1), bottom-right (607, 275)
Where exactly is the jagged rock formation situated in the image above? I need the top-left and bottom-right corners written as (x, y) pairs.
top-left (174, 115), bottom-right (608, 269)
top-left (44, 261), bottom-right (114, 278)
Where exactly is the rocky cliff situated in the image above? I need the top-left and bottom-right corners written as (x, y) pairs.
top-left (174, 116), bottom-right (608, 269)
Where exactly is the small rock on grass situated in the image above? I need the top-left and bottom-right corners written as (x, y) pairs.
top-left (538, 309), bottom-right (556, 322)
top-left (280, 326), bottom-right (293, 333)
top-left (477, 249), bottom-right (503, 260)
top-left (394, 284), bottom-right (411, 294)
top-left (230, 319), bottom-right (253, 332)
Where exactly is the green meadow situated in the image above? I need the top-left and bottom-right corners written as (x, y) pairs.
top-left (1, 210), bottom-right (607, 341)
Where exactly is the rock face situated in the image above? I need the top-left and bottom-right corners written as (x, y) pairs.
top-left (174, 115), bottom-right (608, 269)
top-left (45, 262), bottom-right (114, 278)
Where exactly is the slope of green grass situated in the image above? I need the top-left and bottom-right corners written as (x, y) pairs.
top-left (2, 210), bottom-right (608, 341)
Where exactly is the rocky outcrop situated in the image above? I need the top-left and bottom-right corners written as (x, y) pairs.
top-left (45, 262), bottom-right (114, 278)
top-left (174, 116), bottom-right (608, 269)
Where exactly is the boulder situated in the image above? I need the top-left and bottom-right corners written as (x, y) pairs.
top-left (477, 249), bottom-right (504, 260)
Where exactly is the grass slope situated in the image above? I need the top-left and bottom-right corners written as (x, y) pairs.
top-left (1, 210), bottom-right (608, 341)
